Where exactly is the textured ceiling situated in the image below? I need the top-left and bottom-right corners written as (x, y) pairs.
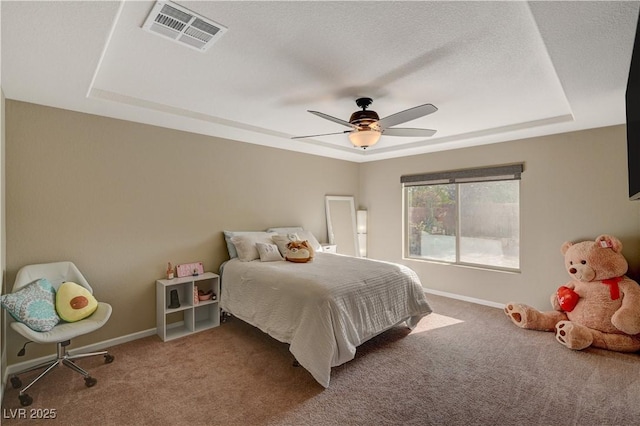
top-left (2, 1), bottom-right (639, 162)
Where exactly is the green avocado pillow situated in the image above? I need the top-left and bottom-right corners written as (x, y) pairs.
top-left (56, 282), bottom-right (98, 322)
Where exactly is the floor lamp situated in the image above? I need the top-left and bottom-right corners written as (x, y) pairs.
top-left (357, 210), bottom-right (367, 258)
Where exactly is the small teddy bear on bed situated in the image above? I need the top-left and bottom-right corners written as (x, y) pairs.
top-left (285, 240), bottom-right (315, 263)
top-left (504, 234), bottom-right (640, 352)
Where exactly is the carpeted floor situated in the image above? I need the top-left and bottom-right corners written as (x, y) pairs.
top-left (2, 294), bottom-right (640, 425)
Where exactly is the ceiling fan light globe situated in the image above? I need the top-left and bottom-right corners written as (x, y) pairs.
top-left (349, 130), bottom-right (381, 149)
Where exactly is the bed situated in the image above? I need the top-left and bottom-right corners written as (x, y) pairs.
top-left (219, 229), bottom-right (432, 388)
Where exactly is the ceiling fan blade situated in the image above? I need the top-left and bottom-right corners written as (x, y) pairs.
top-left (382, 127), bottom-right (437, 137)
top-left (308, 110), bottom-right (359, 129)
top-left (292, 130), bottom-right (352, 139)
top-left (376, 103), bottom-right (438, 129)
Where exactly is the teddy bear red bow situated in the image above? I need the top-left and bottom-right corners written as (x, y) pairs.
top-left (504, 234), bottom-right (640, 352)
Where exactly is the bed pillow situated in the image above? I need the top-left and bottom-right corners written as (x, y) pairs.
top-left (231, 232), bottom-right (277, 262)
top-left (224, 231), bottom-right (275, 258)
top-left (266, 227), bottom-right (304, 234)
top-left (272, 233), bottom-right (299, 256)
top-left (256, 242), bottom-right (284, 262)
top-left (295, 230), bottom-right (323, 252)
top-left (0, 278), bottom-right (60, 332)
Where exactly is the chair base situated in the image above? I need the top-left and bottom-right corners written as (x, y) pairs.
top-left (10, 340), bottom-right (114, 406)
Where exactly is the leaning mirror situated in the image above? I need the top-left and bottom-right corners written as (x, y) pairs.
top-left (325, 195), bottom-right (360, 257)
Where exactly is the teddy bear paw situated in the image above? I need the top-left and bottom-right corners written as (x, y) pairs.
top-left (555, 321), bottom-right (593, 350)
top-left (504, 303), bottom-right (530, 328)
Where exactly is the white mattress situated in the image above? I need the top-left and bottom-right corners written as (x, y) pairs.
top-left (220, 252), bottom-right (432, 387)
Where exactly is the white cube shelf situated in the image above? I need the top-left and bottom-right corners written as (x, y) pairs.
top-left (156, 272), bottom-right (220, 341)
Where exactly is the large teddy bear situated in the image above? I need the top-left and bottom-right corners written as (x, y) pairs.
top-left (504, 234), bottom-right (640, 352)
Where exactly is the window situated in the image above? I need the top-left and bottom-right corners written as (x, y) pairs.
top-left (402, 164), bottom-right (523, 271)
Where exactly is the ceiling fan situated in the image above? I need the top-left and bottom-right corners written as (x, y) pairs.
top-left (292, 97), bottom-right (438, 149)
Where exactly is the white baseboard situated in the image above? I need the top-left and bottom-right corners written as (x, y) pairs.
top-left (4, 327), bottom-right (157, 377)
top-left (424, 288), bottom-right (504, 309)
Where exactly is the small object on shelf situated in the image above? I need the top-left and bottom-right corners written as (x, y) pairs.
top-left (168, 289), bottom-right (180, 309)
top-left (176, 262), bottom-right (204, 278)
top-left (193, 286), bottom-right (199, 305)
top-left (166, 262), bottom-right (174, 280)
top-left (198, 289), bottom-right (213, 301)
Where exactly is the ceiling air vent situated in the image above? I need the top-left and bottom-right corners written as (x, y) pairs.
top-left (142, 1), bottom-right (227, 52)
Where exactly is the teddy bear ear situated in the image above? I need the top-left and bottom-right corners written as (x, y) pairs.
top-left (595, 234), bottom-right (623, 253)
top-left (561, 241), bottom-right (573, 255)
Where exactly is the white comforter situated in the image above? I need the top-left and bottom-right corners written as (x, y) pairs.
top-left (220, 252), bottom-right (432, 387)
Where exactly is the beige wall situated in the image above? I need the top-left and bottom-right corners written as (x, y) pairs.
top-left (5, 100), bottom-right (359, 364)
top-left (5, 100), bottom-right (640, 366)
top-left (359, 125), bottom-right (640, 310)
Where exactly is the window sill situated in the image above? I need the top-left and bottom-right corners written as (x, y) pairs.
top-left (403, 256), bottom-right (521, 274)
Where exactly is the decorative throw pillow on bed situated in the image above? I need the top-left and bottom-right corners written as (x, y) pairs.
top-left (0, 278), bottom-right (60, 332)
top-left (273, 232), bottom-right (322, 256)
top-left (295, 230), bottom-right (323, 252)
top-left (231, 232), bottom-right (277, 262)
top-left (256, 242), bottom-right (284, 262)
top-left (272, 233), bottom-right (299, 256)
top-left (285, 240), bottom-right (314, 263)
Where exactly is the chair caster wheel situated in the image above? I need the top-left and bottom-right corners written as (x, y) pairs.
top-left (104, 354), bottom-right (114, 364)
top-left (10, 376), bottom-right (22, 389)
top-left (19, 394), bottom-right (33, 406)
top-left (85, 376), bottom-right (97, 387)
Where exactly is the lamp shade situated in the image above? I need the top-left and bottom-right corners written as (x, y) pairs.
top-left (358, 234), bottom-right (367, 258)
top-left (356, 210), bottom-right (367, 234)
top-left (349, 130), bottom-right (381, 148)
top-left (357, 209), bottom-right (367, 257)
